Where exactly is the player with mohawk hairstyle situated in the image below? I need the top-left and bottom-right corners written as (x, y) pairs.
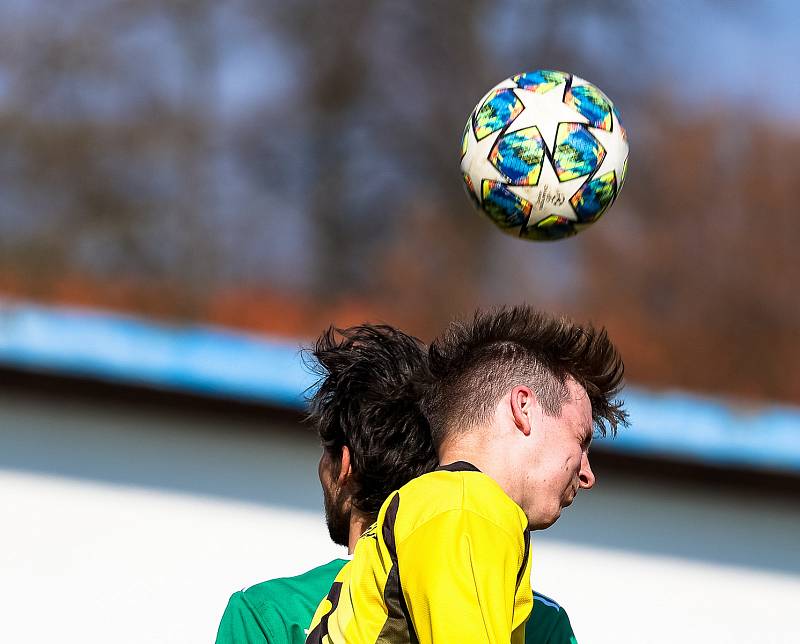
top-left (218, 321), bottom-right (580, 644)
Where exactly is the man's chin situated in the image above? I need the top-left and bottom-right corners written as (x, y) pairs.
top-left (530, 507), bottom-right (562, 531)
top-left (323, 493), bottom-right (351, 547)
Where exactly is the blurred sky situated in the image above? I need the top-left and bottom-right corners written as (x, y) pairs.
top-left (483, 1), bottom-right (799, 115)
top-left (635, 1), bottom-right (799, 117)
top-left (0, 1), bottom-right (797, 114)
top-left (210, 0), bottom-right (800, 120)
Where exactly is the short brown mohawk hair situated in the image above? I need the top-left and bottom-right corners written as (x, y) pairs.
top-left (418, 305), bottom-right (628, 447)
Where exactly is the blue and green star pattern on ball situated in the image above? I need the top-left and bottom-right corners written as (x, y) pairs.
top-left (481, 180), bottom-right (532, 230)
top-left (489, 126), bottom-right (546, 186)
top-left (520, 215), bottom-right (579, 242)
top-left (564, 84), bottom-right (614, 131)
top-left (512, 70), bottom-right (570, 94)
top-left (553, 123), bottom-right (606, 182)
top-left (473, 88), bottom-right (524, 140)
top-left (570, 171), bottom-right (617, 223)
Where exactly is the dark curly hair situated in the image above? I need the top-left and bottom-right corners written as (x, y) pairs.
top-left (305, 324), bottom-right (437, 516)
top-left (419, 305), bottom-right (628, 447)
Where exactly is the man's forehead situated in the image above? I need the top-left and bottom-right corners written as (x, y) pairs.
top-left (564, 378), bottom-right (592, 424)
top-left (565, 377), bottom-right (589, 403)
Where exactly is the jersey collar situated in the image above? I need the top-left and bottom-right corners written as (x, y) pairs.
top-left (435, 461), bottom-right (481, 473)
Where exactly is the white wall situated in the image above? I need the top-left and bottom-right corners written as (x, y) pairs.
top-left (1, 389), bottom-right (798, 644)
top-left (533, 478), bottom-right (800, 644)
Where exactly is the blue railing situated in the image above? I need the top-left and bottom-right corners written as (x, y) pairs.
top-left (2, 299), bottom-right (799, 474)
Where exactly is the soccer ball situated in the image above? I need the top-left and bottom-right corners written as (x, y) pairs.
top-left (460, 70), bottom-right (628, 241)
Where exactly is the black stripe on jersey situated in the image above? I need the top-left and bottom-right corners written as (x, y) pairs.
top-left (516, 531), bottom-right (531, 591)
top-left (305, 581), bottom-right (342, 644)
top-left (435, 461), bottom-right (481, 473)
top-left (376, 493), bottom-right (419, 644)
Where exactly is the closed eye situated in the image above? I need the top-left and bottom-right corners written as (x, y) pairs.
top-left (580, 427), bottom-right (593, 452)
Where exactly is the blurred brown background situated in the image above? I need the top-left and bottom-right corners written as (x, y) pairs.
top-left (1, 0), bottom-right (798, 403)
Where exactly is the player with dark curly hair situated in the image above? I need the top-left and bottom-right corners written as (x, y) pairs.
top-left (309, 324), bottom-right (437, 552)
top-left (217, 321), bottom-right (581, 643)
top-left (307, 306), bottom-right (627, 644)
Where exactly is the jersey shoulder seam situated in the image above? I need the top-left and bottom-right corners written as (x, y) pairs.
top-left (227, 590), bottom-right (276, 640)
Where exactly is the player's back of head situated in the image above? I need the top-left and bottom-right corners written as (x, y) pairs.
top-left (306, 323), bottom-right (437, 516)
top-left (418, 305), bottom-right (628, 448)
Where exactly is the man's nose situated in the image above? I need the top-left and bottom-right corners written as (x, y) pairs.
top-left (579, 452), bottom-right (595, 489)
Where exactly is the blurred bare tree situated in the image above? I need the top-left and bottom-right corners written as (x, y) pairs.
top-left (0, 0), bottom-right (224, 314)
top-left (1, 0), bottom-right (797, 402)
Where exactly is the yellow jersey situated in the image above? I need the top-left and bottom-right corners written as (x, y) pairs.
top-left (306, 462), bottom-right (533, 643)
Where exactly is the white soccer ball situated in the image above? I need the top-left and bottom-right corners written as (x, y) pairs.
top-left (461, 70), bottom-right (628, 241)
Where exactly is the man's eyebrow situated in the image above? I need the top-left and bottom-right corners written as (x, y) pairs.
top-left (581, 424), bottom-right (593, 448)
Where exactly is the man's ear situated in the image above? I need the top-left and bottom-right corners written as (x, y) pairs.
top-left (510, 385), bottom-right (534, 436)
top-left (337, 444), bottom-right (352, 486)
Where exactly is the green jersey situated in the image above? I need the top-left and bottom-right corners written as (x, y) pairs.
top-left (216, 559), bottom-right (348, 644)
top-left (531, 591), bottom-right (578, 644)
top-left (216, 558), bottom-right (577, 644)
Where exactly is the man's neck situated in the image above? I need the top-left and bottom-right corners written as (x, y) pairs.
top-left (347, 509), bottom-right (373, 554)
top-left (438, 443), bottom-right (519, 507)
